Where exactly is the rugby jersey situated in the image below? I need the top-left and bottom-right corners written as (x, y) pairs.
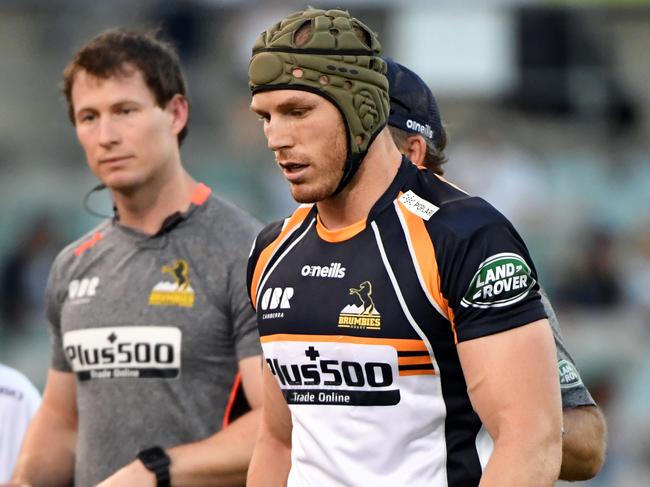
top-left (247, 158), bottom-right (548, 486)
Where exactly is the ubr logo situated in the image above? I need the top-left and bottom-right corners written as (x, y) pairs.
top-left (260, 287), bottom-right (294, 311)
top-left (69, 277), bottom-right (100, 300)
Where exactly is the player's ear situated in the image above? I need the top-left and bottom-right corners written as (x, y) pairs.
top-left (405, 135), bottom-right (427, 166)
top-left (166, 94), bottom-right (189, 138)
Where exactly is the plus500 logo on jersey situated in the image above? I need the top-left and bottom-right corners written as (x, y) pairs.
top-left (63, 326), bottom-right (181, 381)
top-left (264, 341), bottom-right (400, 406)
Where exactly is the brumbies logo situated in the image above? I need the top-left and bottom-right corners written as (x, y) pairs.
top-left (461, 252), bottom-right (535, 308)
top-left (338, 281), bottom-right (381, 330)
top-left (148, 259), bottom-right (195, 307)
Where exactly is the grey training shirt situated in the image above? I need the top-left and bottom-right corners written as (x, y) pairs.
top-left (46, 185), bottom-right (262, 487)
top-left (541, 289), bottom-right (596, 408)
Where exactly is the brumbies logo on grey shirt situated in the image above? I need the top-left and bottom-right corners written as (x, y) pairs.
top-left (149, 259), bottom-right (195, 307)
top-left (63, 326), bottom-right (182, 381)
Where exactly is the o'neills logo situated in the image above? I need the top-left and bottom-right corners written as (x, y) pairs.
top-left (301, 262), bottom-right (346, 279)
top-left (461, 253), bottom-right (535, 308)
top-left (406, 119), bottom-right (434, 140)
top-left (338, 280), bottom-right (381, 330)
top-left (149, 259), bottom-right (195, 307)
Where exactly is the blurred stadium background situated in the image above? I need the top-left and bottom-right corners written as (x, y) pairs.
top-left (0, 1), bottom-right (648, 484)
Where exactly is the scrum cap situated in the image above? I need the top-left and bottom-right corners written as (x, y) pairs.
top-left (248, 8), bottom-right (390, 194)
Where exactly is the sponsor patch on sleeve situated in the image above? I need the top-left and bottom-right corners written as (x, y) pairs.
top-left (558, 359), bottom-right (584, 389)
top-left (461, 252), bottom-right (536, 308)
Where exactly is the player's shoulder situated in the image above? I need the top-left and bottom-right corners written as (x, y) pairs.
top-left (408, 168), bottom-right (513, 240)
top-left (51, 219), bottom-right (113, 273)
top-left (251, 204), bottom-right (315, 260)
top-left (0, 364), bottom-right (41, 404)
top-left (199, 194), bottom-right (263, 241)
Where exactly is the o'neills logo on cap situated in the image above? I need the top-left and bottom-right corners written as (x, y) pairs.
top-left (406, 119), bottom-right (434, 140)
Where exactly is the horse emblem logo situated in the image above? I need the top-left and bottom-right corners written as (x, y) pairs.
top-left (148, 259), bottom-right (195, 307)
top-left (338, 280), bottom-right (381, 330)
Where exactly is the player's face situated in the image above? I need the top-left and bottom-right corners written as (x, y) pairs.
top-left (71, 66), bottom-right (186, 193)
top-left (251, 90), bottom-right (347, 203)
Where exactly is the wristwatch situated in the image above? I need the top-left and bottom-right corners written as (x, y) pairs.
top-left (137, 446), bottom-right (171, 487)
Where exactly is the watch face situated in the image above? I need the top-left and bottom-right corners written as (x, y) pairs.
top-left (139, 446), bottom-right (168, 467)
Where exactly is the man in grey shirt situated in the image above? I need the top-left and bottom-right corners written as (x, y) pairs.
top-left (11, 29), bottom-right (262, 487)
top-left (385, 57), bottom-right (606, 481)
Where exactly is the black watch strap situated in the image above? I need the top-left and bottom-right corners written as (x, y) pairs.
top-left (137, 446), bottom-right (171, 487)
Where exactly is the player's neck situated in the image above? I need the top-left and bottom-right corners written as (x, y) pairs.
top-left (317, 129), bottom-right (402, 230)
top-left (112, 165), bottom-right (197, 235)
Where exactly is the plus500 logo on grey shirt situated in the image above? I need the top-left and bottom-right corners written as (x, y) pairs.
top-left (63, 327), bottom-right (181, 381)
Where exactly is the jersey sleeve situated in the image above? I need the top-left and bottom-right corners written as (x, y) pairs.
top-left (435, 199), bottom-right (547, 343)
top-left (540, 289), bottom-right (596, 408)
top-left (45, 253), bottom-right (73, 372)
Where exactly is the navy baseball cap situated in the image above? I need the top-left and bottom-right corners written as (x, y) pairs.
top-left (385, 57), bottom-right (443, 148)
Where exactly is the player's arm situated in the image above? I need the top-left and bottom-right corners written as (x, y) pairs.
top-left (458, 319), bottom-right (562, 487)
top-left (560, 405), bottom-right (607, 480)
top-left (246, 362), bottom-right (292, 486)
top-left (539, 288), bottom-right (607, 480)
top-left (97, 354), bottom-right (263, 487)
top-left (11, 369), bottom-right (77, 487)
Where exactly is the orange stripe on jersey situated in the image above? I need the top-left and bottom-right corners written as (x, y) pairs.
top-left (396, 198), bottom-right (458, 343)
top-left (74, 231), bottom-right (103, 256)
top-left (191, 182), bottom-right (212, 205)
top-left (260, 333), bottom-right (429, 352)
top-left (398, 356), bottom-right (433, 366)
top-left (316, 215), bottom-right (366, 243)
top-left (399, 369), bottom-right (436, 377)
top-left (250, 205), bottom-right (313, 307)
top-left (222, 372), bottom-right (241, 429)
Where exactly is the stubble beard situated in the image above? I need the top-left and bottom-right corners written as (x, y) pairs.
top-left (288, 129), bottom-right (347, 204)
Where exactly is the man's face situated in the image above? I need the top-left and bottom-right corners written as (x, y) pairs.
top-left (251, 90), bottom-right (347, 203)
top-left (71, 66), bottom-right (184, 192)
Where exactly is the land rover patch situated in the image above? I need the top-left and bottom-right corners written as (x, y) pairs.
top-left (461, 252), bottom-right (535, 308)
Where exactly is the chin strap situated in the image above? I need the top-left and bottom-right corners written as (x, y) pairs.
top-left (331, 122), bottom-right (386, 196)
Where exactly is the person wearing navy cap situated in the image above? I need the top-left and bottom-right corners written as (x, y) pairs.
top-left (385, 57), bottom-right (607, 482)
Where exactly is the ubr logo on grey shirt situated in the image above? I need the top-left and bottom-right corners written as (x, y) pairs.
top-left (63, 326), bottom-right (181, 381)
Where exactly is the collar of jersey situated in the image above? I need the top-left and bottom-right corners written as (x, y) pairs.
top-left (314, 157), bottom-right (413, 243)
top-left (112, 182), bottom-right (212, 240)
top-left (316, 214), bottom-right (367, 243)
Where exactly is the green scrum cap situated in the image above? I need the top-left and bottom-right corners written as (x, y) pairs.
top-left (248, 8), bottom-right (390, 195)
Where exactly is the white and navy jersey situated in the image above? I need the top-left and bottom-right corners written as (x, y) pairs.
top-left (247, 159), bottom-right (548, 486)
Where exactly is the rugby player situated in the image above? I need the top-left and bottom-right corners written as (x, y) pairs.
top-left (385, 57), bottom-right (607, 481)
top-left (246, 8), bottom-right (562, 486)
top-left (10, 29), bottom-right (262, 487)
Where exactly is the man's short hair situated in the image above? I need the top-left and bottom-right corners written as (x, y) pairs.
top-left (62, 28), bottom-right (189, 144)
top-left (385, 58), bottom-right (447, 175)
